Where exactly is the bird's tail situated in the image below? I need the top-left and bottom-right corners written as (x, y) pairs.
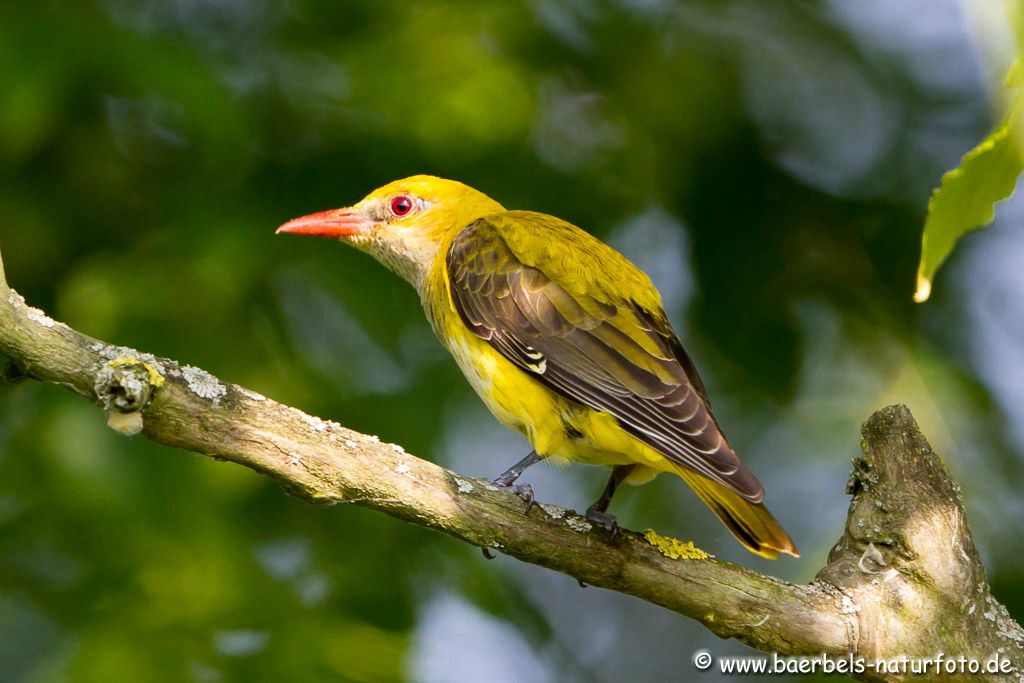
top-left (676, 468), bottom-right (799, 559)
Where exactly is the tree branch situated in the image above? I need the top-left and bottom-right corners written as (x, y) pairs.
top-left (0, 246), bottom-right (1020, 680)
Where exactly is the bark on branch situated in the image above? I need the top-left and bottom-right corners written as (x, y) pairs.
top-left (0, 246), bottom-right (1020, 681)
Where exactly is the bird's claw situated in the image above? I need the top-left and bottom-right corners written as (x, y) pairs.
top-left (585, 506), bottom-right (620, 539)
top-left (493, 481), bottom-right (535, 514)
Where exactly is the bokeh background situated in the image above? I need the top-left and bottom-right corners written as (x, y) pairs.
top-left (0, 0), bottom-right (1021, 681)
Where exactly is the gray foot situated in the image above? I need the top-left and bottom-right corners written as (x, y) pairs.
top-left (494, 481), bottom-right (535, 514)
top-left (585, 506), bottom-right (620, 538)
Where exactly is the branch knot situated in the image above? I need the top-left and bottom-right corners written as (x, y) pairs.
top-left (94, 356), bottom-right (165, 435)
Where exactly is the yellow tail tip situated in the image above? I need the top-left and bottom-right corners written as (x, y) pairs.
top-left (751, 543), bottom-right (800, 560)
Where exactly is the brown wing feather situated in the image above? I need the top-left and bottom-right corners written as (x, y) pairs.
top-left (447, 217), bottom-right (764, 502)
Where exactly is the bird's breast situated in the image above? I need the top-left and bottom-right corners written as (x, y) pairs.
top-left (422, 261), bottom-right (565, 454)
top-left (420, 252), bottom-right (673, 475)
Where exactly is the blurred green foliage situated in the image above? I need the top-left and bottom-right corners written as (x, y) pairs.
top-left (0, 1), bottom-right (1021, 681)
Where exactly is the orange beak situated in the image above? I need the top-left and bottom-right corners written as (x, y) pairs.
top-left (276, 209), bottom-right (371, 238)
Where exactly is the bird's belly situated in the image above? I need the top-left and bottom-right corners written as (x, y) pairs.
top-left (564, 408), bottom-right (674, 474)
top-left (444, 326), bottom-right (674, 482)
top-left (445, 330), bottom-right (566, 455)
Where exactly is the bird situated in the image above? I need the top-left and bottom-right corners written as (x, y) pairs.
top-left (277, 175), bottom-right (798, 558)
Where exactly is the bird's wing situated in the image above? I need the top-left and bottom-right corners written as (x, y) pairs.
top-left (446, 212), bottom-right (764, 502)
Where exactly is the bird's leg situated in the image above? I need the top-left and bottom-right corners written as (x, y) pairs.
top-left (585, 465), bottom-right (636, 538)
top-left (481, 450), bottom-right (543, 559)
top-left (492, 449), bottom-right (542, 513)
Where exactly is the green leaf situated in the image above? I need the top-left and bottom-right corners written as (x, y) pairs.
top-left (914, 106), bottom-right (1024, 302)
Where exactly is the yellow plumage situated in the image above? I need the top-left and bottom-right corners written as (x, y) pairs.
top-left (278, 175), bottom-right (797, 559)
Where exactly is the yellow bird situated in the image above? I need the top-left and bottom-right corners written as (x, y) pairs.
top-left (277, 175), bottom-right (798, 558)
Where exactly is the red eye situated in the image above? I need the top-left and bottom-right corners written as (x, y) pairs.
top-left (390, 195), bottom-right (414, 217)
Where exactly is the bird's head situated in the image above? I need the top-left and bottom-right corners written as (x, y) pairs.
top-left (277, 175), bottom-right (504, 288)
